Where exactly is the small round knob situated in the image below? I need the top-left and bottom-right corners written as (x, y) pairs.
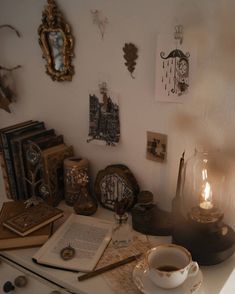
top-left (3, 281), bottom-right (15, 293)
top-left (221, 226), bottom-right (228, 236)
top-left (14, 275), bottom-right (28, 288)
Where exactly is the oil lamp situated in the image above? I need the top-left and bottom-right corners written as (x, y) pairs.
top-left (172, 149), bottom-right (235, 265)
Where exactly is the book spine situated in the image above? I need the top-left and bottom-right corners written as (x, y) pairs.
top-left (11, 140), bottom-right (27, 200)
top-left (0, 121), bottom-right (35, 199)
top-left (43, 146), bottom-right (74, 206)
top-left (11, 130), bottom-right (55, 200)
top-left (19, 141), bottom-right (30, 200)
top-left (37, 135), bottom-right (64, 150)
top-left (1, 133), bottom-right (18, 199)
top-left (0, 151), bottom-right (12, 199)
top-left (0, 121), bottom-right (36, 154)
top-left (23, 141), bottom-right (47, 200)
top-left (2, 123), bottom-right (45, 200)
top-left (22, 134), bottom-right (65, 200)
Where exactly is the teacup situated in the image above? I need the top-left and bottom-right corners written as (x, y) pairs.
top-left (146, 244), bottom-right (199, 289)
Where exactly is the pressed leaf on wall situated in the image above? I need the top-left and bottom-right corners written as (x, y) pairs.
top-left (123, 43), bottom-right (138, 79)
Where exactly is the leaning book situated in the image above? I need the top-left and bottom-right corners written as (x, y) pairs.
top-left (32, 214), bottom-right (113, 272)
top-left (0, 201), bottom-right (53, 250)
top-left (3, 202), bottom-right (63, 236)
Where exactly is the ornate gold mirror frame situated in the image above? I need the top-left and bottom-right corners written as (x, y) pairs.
top-left (38, 0), bottom-right (74, 81)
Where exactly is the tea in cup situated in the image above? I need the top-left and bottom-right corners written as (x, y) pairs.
top-left (146, 244), bottom-right (199, 289)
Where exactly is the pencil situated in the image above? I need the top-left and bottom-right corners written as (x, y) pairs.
top-left (78, 253), bottom-right (142, 281)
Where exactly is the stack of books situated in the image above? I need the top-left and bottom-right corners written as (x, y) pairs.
top-left (0, 201), bottom-right (63, 250)
top-left (0, 120), bottom-right (73, 206)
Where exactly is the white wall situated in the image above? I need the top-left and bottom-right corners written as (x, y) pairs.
top-left (0, 0), bottom-right (234, 215)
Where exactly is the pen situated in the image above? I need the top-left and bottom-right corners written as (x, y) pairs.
top-left (78, 253), bottom-right (142, 281)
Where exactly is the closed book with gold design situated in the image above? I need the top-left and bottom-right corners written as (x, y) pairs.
top-left (41, 144), bottom-right (74, 206)
top-left (0, 121), bottom-right (34, 199)
top-left (11, 129), bottom-right (55, 200)
top-left (12, 129), bottom-right (59, 200)
top-left (3, 202), bottom-right (63, 237)
top-left (1, 121), bottom-right (45, 200)
top-left (0, 201), bottom-right (54, 249)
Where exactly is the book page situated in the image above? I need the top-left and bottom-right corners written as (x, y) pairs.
top-left (52, 222), bottom-right (110, 260)
top-left (33, 214), bottom-right (113, 272)
top-left (96, 235), bottom-right (151, 294)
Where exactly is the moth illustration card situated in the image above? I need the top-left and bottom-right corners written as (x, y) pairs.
top-left (87, 82), bottom-right (120, 146)
top-left (155, 30), bottom-right (196, 103)
top-left (146, 131), bottom-right (167, 163)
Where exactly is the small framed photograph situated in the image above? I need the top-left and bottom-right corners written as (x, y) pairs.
top-left (146, 131), bottom-right (167, 163)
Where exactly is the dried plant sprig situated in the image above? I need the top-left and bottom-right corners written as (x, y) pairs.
top-left (0, 65), bottom-right (21, 72)
top-left (114, 198), bottom-right (129, 216)
top-left (0, 24), bottom-right (22, 112)
top-left (0, 73), bottom-right (17, 113)
top-left (91, 9), bottom-right (108, 40)
top-left (174, 25), bottom-right (183, 45)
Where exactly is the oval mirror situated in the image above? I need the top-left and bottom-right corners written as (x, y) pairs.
top-left (38, 0), bottom-right (74, 81)
top-left (47, 30), bottom-right (65, 72)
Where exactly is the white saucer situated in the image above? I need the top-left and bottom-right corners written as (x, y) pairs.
top-left (132, 259), bottom-right (203, 294)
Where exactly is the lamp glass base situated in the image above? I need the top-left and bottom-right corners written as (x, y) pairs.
top-left (172, 221), bottom-right (235, 265)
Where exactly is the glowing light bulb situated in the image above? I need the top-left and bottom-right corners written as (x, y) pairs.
top-left (199, 181), bottom-right (213, 210)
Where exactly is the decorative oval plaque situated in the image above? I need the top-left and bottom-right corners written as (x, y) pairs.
top-left (94, 164), bottom-right (140, 211)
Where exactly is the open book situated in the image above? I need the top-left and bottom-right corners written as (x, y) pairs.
top-left (33, 213), bottom-right (113, 272)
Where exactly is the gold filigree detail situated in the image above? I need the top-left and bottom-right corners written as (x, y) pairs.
top-left (191, 280), bottom-right (202, 293)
